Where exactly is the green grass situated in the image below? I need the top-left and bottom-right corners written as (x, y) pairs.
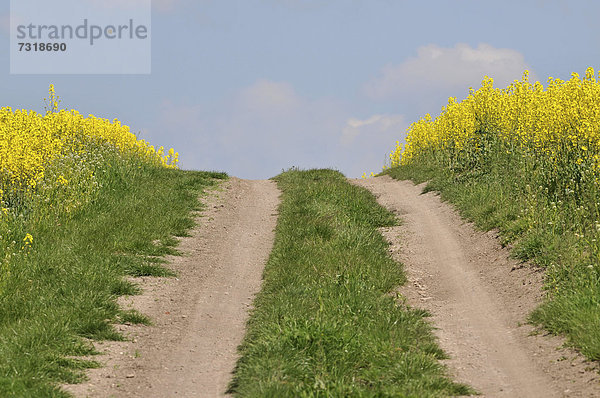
top-left (385, 161), bottom-right (600, 361)
top-left (0, 154), bottom-right (226, 397)
top-left (229, 169), bottom-right (472, 397)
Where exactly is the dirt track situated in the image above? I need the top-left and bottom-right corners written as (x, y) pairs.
top-left (63, 178), bottom-right (279, 397)
top-left (63, 175), bottom-right (600, 397)
top-left (355, 176), bottom-right (600, 398)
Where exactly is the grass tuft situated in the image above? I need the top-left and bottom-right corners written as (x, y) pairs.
top-left (118, 309), bottom-right (152, 326)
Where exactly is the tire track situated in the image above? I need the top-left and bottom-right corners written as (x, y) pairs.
top-left (355, 176), bottom-right (600, 398)
top-left (64, 178), bottom-right (279, 397)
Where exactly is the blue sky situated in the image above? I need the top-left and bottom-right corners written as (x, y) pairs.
top-left (2, 0), bottom-right (600, 178)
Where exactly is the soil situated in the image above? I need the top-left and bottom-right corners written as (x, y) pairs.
top-left (354, 175), bottom-right (600, 398)
top-left (62, 178), bottom-right (280, 398)
top-left (63, 174), bottom-right (600, 398)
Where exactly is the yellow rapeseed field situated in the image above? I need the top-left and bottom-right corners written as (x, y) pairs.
top-left (0, 85), bottom-right (177, 193)
top-left (390, 67), bottom-right (600, 218)
top-left (0, 85), bottom-right (178, 287)
top-left (391, 67), bottom-right (600, 171)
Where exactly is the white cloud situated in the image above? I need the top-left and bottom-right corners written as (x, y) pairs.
top-left (341, 114), bottom-right (404, 146)
top-left (365, 43), bottom-right (536, 100)
top-left (337, 114), bottom-right (406, 175)
top-left (150, 80), bottom-right (403, 178)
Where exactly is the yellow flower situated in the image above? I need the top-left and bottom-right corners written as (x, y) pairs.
top-left (21, 233), bottom-right (34, 250)
top-left (57, 175), bottom-right (69, 186)
top-left (393, 66), bottom-right (600, 173)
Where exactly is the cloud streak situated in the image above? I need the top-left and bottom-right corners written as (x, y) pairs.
top-left (341, 114), bottom-right (404, 146)
top-left (338, 114), bottom-right (406, 174)
top-left (365, 43), bottom-right (535, 100)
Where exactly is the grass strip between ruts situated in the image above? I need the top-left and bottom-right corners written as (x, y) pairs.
top-left (230, 169), bottom-right (471, 397)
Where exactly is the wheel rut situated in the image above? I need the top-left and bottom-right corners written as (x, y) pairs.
top-left (354, 175), bottom-right (600, 398)
top-left (63, 178), bottom-right (280, 397)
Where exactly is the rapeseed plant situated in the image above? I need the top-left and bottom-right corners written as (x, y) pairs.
top-left (393, 67), bottom-right (600, 204)
top-left (0, 85), bottom-right (179, 290)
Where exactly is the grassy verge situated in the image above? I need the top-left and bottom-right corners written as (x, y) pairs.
top-left (0, 153), bottom-right (226, 397)
top-left (229, 169), bottom-right (471, 397)
top-left (385, 163), bottom-right (600, 361)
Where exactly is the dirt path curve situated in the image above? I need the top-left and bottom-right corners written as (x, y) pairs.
top-left (354, 176), bottom-right (600, 398)
top-left (63, 178), bottom-right (279, 398)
